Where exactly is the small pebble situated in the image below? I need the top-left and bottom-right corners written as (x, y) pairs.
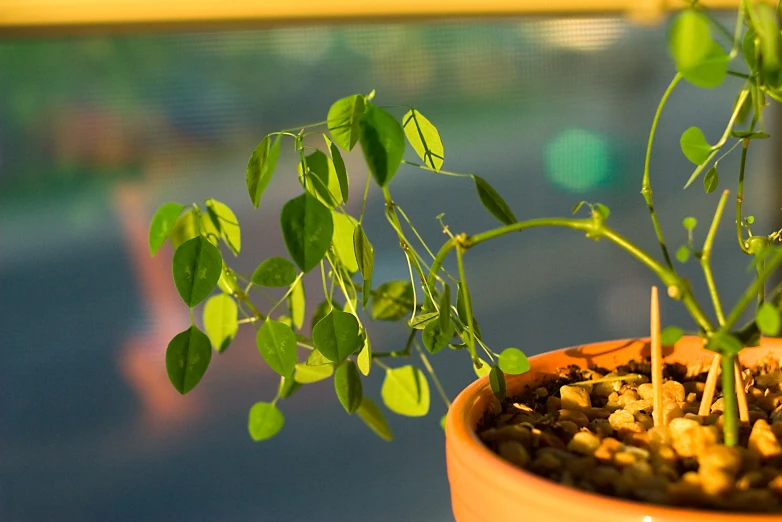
top-left (559, 409), bottom-right (589, 428)
top-left (567, 431), bottom-right (601, 456)
top-left (748, 419), bottom-right (782, 459)
top-left (498, 440), bottom-right (531, 468)
top-left (560, 385), bottom-right (591, 411)
top-left (608, 409), bottom-right (634, 431)
top-left (662, 380), bottom-right (686, 403)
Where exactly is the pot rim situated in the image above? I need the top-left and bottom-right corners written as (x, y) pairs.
top-left (446, 336), bottom-right (782, 521)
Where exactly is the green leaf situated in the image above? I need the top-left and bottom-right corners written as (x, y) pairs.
top-left (203, 294), bottom-right (238, 352)
top-left (280, 193), bottom-right (334, 273)
top-left (372, 281), bottom-right (414, 321)
top-left (661, 325), bottom-right (684, 346)
top-left (362, 279), bottom-right (372, 310)
top-left (252, 257), bottom-right (297, 288)
top-left (357, 336), bottom-right (372, 376)
top-left (149, 202), bottom-right (184, 255)
top-left (256, 320), bottom-right (298, 378)
top-left (731, 131), bottom-right (769, 139)
top-left (757, 302), bottom-right (781, 336)
top-left (409, 312), bottom-right (439, 330)
top-left (669, 10), bottom-right (713, 71)
top-left (571, 201), bottom-right (587, 215)
top-left (498, 348), bottom-right (530, 375)
top-left (681, 41), bottom-right (729, 89)
top-left (675, 245), bottom-right (690, 263)
top-left (289, 277), bottom-right (305, 330)
top-left (169, 209), bottom-right (199, 249)
top-left (683, 217), bottom-right (697, 231)
top-left (473, 357), bottom-right (491, 378)
top-left (166, 326), bottom-right (212, 394)
top-left (312, 309), bottom-right (361, 362)
top-left (422, 320), bottom-right (453, 355)
top-left (331, 211), bottom-right (359, 273)
top-left (680, 127), bottom-right (712, 165)
top-left (593, 203), bottom-right (610, 220)
top-left (746, 216), bottom-right (755, 225)
top-left (279, 376), bottom-right (301, 399)
top-left (751, 3), bottom-right (782, 85)
top-left (300, 150), bottom-right (343, 207)
top-left (703, 166), bottom-right (719, 194)
top-left (172, 235), bottom-right (222, 307)
top-left (440, 414), bottom-right (447, 431)
top-left (359, 104), bottom-right (405, 187)
top-left (311, 300), bottom-right (337, 332)
top-left (439, 284), bottom-right (451, 330)
top-left (218, 264), bottom-right (240, 295)
top-left (306, 348), bottom-right (331, 366)
top-left (246, 134), bottom-right (282, 208)
top-left (353, 224), bottom-right (374, 280)
top-left (248, 402), bottom-right (284, 441)
top-left (356, 397), bottom-right (393, 441)
top-left (708, 332), bottom-right (744, 355)
top-left (402, 108), bottom-right (444, 172)
top-left (326, 136), bottom-right (349, 203)
top-left (328, 94), bottom-right (365, 151)
top-left (205, 199), bottom-right (241, 255)
top-left (489, 365), bottom-right (506, 401)
top-left (334, 360), bottom-right (363, 414)
top-left (294, 361), bottom-right (334, 384)
top-left (381, 366), bottom-right (430, 417)
top-left (743, 29), bottom-right (757, 70)
top-left (472, 175), bottom-right (517, 225)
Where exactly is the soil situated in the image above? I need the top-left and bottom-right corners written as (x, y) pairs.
top-left (477, 356), bottom-right (782, 512)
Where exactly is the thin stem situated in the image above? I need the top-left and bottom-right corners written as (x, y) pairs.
top-left (235, 290), bottom-right (267, 322)
top-left (319, 261), bottom-right (330, 302)
top-left (359, 170), bottom-right (371, 224)
top-left (374, 329), bottom-right (417, 359)
top-left (426, 217), bottom-right (715, 334)
top-left (373, 358), bottom-right (392, 371)
top-left (455, 244), bottom-right (478, 363)
top-left (642, 73), bottom-right (682, 271)
top-left (701, 190), bottom-right (730, 325)
top-left (721, 353), bottom-right (739, 446)
top-left (415, 342), bottom-right (451, 408)
top-left (402, 160), bottom-right (472, 178)
top-left (723, 249), bottom-right (782, 331)
top-left (278, 121), bottom-right (327, 134)
top-left (267, 273), bottom-right (304, 318)
top-left (737, 139), bottom-right (751, 254)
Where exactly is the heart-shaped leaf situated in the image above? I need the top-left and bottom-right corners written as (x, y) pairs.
top-left (661, 326), bottom-right (684, 346)
top-left (256, 320), bottom-right (298, 378)
top-left (703, 167), bottom-right (719, 194)
top-left (203, 294), bottom-right (238, 352)
top-left (172, 235), bottom-right (222, 307)
top-left (248, 402), bottom-right (284, 441)
top-left (149, 202), bottom-right (184, 255)
top-left (246, 134), bottom-right (282, 208)
top-left (299, 150), bottom-right (343, 207)
top-left (289, 277), bottom-right (305, 330)
top-left (280, 193), bottom-right (334, 273)
top-left (422, 320), bottom-right (453, 355)
top-left (312, 309), bottom-right (361, 363)
top-left (331, 211), bottom-right (359, 273)
top-left (252, 257), bottom-right (297, 288)
top-left (381, 366), bottom-right (430, 417)
top-left (680, 127), bottom-right (712, 165)
top-left (328, 94), bottom-right (365, 151)
top-left (498, 348), bottom-right (530, 375)
top-left (402, 108), bottom-right (444, 172)
top-left (353, 223), bottom-right (374, 280)
top-left (357, 336), bottom-right (372, 376)
top-left (325, 136), bottom-right (349, 202)
top-left (680, 41), bottom-right (729, 88)
top-left (294, 362), bottom-right (333, 384)
top-left (668, 10), bottom-right (712, 72)
top-left (359, 104), bottom-right (405, 187)
top-left (334, 360), bottom-right (363, 414)
top-left (166, 326), bottom-right (213, 394)
top-left (489, 365), bottom-right (506, 401)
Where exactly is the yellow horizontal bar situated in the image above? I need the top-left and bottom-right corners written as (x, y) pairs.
top-left (0, 0), bottom-right (756, 32)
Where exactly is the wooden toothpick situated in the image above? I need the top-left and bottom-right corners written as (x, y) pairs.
top-left (651, 286), bottom-right (663, 427)
top-left (734, 359), bottom-right (750, 423)
top-left (699, 355), bottom-right (721, 416)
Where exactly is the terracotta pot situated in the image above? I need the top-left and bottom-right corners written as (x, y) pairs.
top-left (445, 336), bottom-right (782, 522)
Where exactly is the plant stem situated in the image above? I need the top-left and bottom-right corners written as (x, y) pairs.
top-left (721, 352), bottom-right (739, 446)
top-left (426, 217), bottom-right (715, 333)
top-left (722, 249), bottom-right (782, 331)
top-left (701, 190), bottom-right (730, 325)
top-left (415, 342), bottom-right (451, 408)
top-left (455, 243), bottom-right (478, 364)
top-left (737, 139), bottom-right (751, 254)
top-left (642, 73), bottom-right (682, 271)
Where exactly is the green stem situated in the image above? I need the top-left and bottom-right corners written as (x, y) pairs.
top-left (455, 243), bottom-right (478, 364)
top-left (426, 217), bottom-right (715, 333)
top-left (415, 342), bottom-right (451, 408)
top-left (642, 73), bottom-right (682, 271)
top-left (736, 139), bottom-right (751, 254)
top-left (374, 329), bottom-right (416, 359)
top-left (701, 190), bottom-right (730, 325)
top-left (721, 352), bottom-right (739, 446)
top-left (723, 249), bottom-right (782, 331)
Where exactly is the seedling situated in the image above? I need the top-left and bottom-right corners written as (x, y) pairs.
top-left (149, 0), bottom-right (782, 448)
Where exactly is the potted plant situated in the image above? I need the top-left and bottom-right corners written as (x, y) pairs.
top-left (147, 0), bottom-right (782, 518)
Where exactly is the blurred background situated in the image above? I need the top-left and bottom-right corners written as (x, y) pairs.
top-left (1, 9), bottom-right (778, 522)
